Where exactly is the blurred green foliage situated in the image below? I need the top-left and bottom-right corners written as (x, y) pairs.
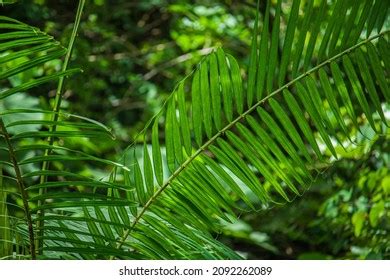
top-left (3, 0), bottom-right (253, 147)
top-left (1, 0), bottom-right (389, 259)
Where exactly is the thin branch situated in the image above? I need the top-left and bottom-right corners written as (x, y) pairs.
top-left (36, 0), bottom-right (85, 254)
top-left (0, 118), bottom-right (36, 259)
top-left (143, 47), bottom-right (214, 80)
top-left (112, 30), bottom-right (389, 256)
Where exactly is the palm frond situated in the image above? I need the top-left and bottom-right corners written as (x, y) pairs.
top-left (0, 9), bottom-right (127, 258)
top-left (106, 0), bottom-right (389, 259)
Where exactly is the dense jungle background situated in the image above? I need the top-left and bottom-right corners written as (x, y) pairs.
top-left (1, 0), bottom-right (389, 260)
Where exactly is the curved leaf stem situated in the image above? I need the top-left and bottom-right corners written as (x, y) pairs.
top-left (36, 0), bottom-right (85, 254)
top-left (0, 118), bottom-right (36, 259)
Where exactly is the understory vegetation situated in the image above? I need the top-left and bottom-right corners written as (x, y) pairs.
top-left (0, 0), bottom-right (389, 260)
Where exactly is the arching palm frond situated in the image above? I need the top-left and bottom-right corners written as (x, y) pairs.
top-left (0, 13), bottom-right (128, 259)
top-left (105, 0), bottom-right (389, 259)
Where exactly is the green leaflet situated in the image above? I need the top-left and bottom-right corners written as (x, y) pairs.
top-left (212, 139), bottom-right (268, 203)
top-left (283, 89), bottom-right (323, 161)
top-left (0, 169), bottom-right (12, 257)
top-left (246, 0), bottom-right (259, 107)
top-left (0, 36), bottom-right (51, 51)
top-left (0, 49), bottom-right (66, 80)
top-left (278, 0), bottom-right (300, 86)
top-left (296, 82), bottom-right (338, 158)
top-left (257, 106), bottom-right (312, 169)
top-left (216, 48), bottom-right (233, 121)
top-left (302, 0), bottom-right (327, 71)
top-left (0, 30), bottom-right (39, 40)
top-left (94, 206), bottom-right (115, 242)
top-left (327, 0), bottom-right (349, 56)
top-left (229, 127), bottom-right (292, 201)
top-left (348, 0), bottom-right (373, 48)
top-left (366, 0), bottom-right (383, 36)
top-left (200, 59), bottom-right (212, 137)
top-left (366, 42), bottom-right (390, 102)
top-left (133, 153), bottom-right (146, 205)
top-left (177, 82), bottom-right (192, 155)
top-left (305, 76), bottom-right (340, 145)
top-left (191, 161), bottom-right (235, 216)
top-left (374, 0), bottom-right (389, 34)
top-left (32, 200), bottom-right (135, 212)
top-left (0, 69), bottom-right (80, 100)
top-left (330, 62), bottom-right (359, 129)
top-left (377, 37), bottom-right (390, 74)
top-left (266, 0), bottom-right (282, 94)
top-left (209, 52), bottom-right (222, 130)
top-left (317, 0), bottom-right (344, 61)
top-left (166, 97), bottom-right (177, 172)
top-left (142, 214), bottom-right (178, 254)
top-left (339, 1), bottom-right (362, 50)
top-left (191, 69), bottom-right (203, 146)
top-left (55, 220), bottom-right (93, 260)
top-left (0, 43), bottom-right (60, 65)
top-left (184, 167), bottom-right (231, 220)
top-left (291, 0), bottom-right (313, 78)
top-left (269, 98), bottom-right (313, 163)
top-left (26, 181), bottom-right (127, 191)
top-left (124, 170), bottom-right (138, 217)
top-left (342, 55), bottom-right (377, 132)
top-left (200, 155), bottom-right (254, 209)
top-left (354, 48), bottom-right (386, 124)
top-left (82, 208), bottom-right (104, 246)
top-left (245, 115), bottom-right (311, 185)
top-left (152, 120), bottom-right (164, 186)
top-left (256, 0), bottom-right (270, 99)
top-left (107, 201), bottom-right (125, 236)
top-left (318, 68), bottom-right (351, 141)
top-left (226, 54), bottom-right (243, 114)
top-left (143, 144), bottom-right (154, 198)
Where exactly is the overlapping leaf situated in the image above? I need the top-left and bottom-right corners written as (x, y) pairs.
top-left (1, 0), bottom-right (389, 260)
top-left (108, 0), bottom-right (389, 259)
top-left (0, 15), bottom-right (128, 258)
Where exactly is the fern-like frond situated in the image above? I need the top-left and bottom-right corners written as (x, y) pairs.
top-left (0, 12), bottom-right (128, 258)
top-left (1, 0), bottom-right (389, 260)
